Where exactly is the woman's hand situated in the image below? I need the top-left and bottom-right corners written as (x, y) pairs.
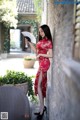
top-left (36, 49), bottom-right (53, 59)
top-left (36, 54), bottom-right (41, 60)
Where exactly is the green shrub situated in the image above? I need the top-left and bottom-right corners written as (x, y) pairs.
top-left (0, 70), bottom-right (35, 100)
top-left (24, 56), bottom-right (36, 61)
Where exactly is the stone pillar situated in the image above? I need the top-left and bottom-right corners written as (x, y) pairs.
top-left (46, 0), bottom-right (75, 120)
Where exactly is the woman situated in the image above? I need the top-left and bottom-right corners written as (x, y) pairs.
top-left (27, 24), bottom-right (53, 119)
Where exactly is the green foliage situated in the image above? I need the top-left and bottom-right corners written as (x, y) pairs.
top-left (24, 56), bottom-right (36, 61)
top-left (24, 58), bottom-right (35, 60)
top-left (33, 0), bottom-right (42, 22)
top-left (0, 70), bottom-right (35, 100)
top-left (0, 0), bottom-right (18, 28)
top-left (3, 27), bottom-right (10, 53)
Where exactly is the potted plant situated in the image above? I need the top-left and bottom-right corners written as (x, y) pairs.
top-left (23, 56), bottom-right (36, 68)
top-left (0, 70), bottom-right (34, 100)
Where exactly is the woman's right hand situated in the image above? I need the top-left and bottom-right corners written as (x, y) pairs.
top-left (27, 39), bottom-right (31, 43)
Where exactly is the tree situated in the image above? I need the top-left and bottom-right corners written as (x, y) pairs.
top-left (33, 0), bottom-right (42, 22)
top-left (0, 0), bottom-right (18, 28)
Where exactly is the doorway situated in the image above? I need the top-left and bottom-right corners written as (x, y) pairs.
top-left (10, 29), bottom-right (21, 52)
top-left (10, 26), bottom-right (31, 52)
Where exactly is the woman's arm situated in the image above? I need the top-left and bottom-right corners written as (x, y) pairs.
top-left (28, 42), bottom-right (36, 53)
top-left (37, 49), bottom-right (53, 58)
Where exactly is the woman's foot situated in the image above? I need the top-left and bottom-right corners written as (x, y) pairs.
top-left (37, 110), bottom-right (44, 120)
top-left (37, 115), bottom-right (43, 120)
top-left (34, 112), bottom-right (40, 115)
top-left (34, 106), bottom-right (47, 116)
top-left (44, 106), bottom-right (47, 112)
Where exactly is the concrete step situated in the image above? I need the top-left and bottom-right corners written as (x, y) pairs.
top-left (7, 52), bottom-right (35, 58)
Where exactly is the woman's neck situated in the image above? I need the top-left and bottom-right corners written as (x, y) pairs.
top-left (42, 36), bottom-right (47, 39)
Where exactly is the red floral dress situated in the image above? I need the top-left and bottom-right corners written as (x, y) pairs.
top-left (34, 38), bottom-right (53, 97)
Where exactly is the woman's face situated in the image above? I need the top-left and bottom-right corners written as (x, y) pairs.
top-left (39, 28), bottom-right (45, 38)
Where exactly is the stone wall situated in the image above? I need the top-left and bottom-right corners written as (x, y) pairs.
top-left (47, 0), bottom-right (75, 120)
top-left (62, 60), bottom-right (80, 120)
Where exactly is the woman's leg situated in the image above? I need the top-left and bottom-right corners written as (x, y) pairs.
top-left (38, 71), bottom-right (44, 115)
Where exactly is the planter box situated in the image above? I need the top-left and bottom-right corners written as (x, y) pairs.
top-left (15, 82), bottom-right (28, 95)
top-left (3, 82), bottom-right (28, 95)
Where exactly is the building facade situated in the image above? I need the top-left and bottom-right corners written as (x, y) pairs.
top-left (0, 0), bottom-right (38, 53)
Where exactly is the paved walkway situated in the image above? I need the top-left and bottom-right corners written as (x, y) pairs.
top-left (0, 57), bottom-right (38, 77)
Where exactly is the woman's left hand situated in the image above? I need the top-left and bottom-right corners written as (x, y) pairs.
top-left (36, 54), bottom-right (41, 59)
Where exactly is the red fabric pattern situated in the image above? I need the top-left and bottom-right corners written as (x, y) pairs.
top-left (34, 38), bottom-right (52, 97)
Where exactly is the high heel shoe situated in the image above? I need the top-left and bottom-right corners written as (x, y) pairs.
top-left (37, 108), bottom-right (45, 120)
top-left (37, 113), bottom-right (44, 120)
top-left (34, 106), bottom-right (47, 115)
top-left (44, 106), bottom-right (47, 114)
top-left (34, 112), bottom-right (40, 115)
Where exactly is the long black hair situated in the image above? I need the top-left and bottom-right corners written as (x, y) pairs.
top-left (39, 24), bottom-right (52, 42)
